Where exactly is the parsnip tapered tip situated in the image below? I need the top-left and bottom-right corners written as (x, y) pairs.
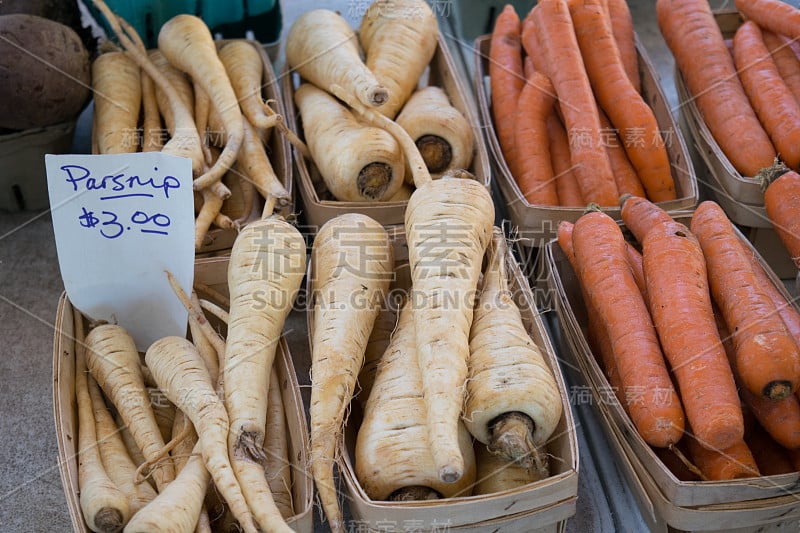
top-left (94, 507), bottom-right (125, 533)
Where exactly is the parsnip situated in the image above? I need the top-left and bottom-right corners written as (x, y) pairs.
top-left (396, 86), bottom-right (473, 179)
top-left (294, 83), bottom-right (404, 202)
top-left (465, 229), bottom-right (561, 477)
top-left (264, 369), bottom-right (294, 519)
top-left (472, 442), bottom-right (543, 496)
top-left (92, 51), bottom-right (141, 154)
top-left (355, 301), bottom-right (476, 501)
top-left (359, 0), bottom-right (439, 118)
top-left (310, 214), bottom-right (393, 533)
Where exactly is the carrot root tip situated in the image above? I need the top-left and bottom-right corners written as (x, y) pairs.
top-left (388, 486), bottom-right (442, 502)
top-left (763, 380), bottom-right (793, 401)
top-left (94, 507), bottom-right (124, 533)
top-left (416, 134), bottom-right (452, 173)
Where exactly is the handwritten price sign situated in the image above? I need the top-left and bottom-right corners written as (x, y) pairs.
top-left (46, 153), bottom-right (194, 350)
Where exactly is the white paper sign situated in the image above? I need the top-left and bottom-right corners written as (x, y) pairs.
top-left (46, 152), bottom-right (194, 351)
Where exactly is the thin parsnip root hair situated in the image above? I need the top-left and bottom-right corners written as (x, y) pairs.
top-left (84, 324), bottom-right (175, 491)
top-left (359, 0), bottom-right (439, 119)
top-left (404, 170), bottom-right (494, 482)
top-left (355, 301), bottom-right (476, 501)
top-left (465, 228), bottom-right (561, 477)
top-left (145, 336), bottom-right (258, 533)
top-left (310, 214), bottom-right (393, 533)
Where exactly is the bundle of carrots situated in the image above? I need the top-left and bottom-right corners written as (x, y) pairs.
top-left (558, 197), bottom-right (800, 481)
top-left (90, 0), bottom-right (299, 251)
top-left (488, 0), bottom-right (676, 208)
top-left (285, 1), bottom-right (475, 204)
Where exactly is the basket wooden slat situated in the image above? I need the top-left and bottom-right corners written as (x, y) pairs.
top-left (304, 227), bottom-right (578, 531)
top-left (543, 212), bottom-right (800, 516)
top-left (473, 34), bottom-right (698, 246)
top-left (284, 33), bottom-right (491, 230)
top-left (52, 264), bottom-right (313, 533)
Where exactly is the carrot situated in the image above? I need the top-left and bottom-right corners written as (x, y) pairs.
top-left (734, 0), bottom-right (800, 47)
top-left (547, 114), bottom-right (584, 206)
top-left (224, 209), bottom-right (306, 533)
top-left (359, 0), bottom-right (438, 119)
top-left (597, 107), bottom-right (646, 198)
top-left (760, 161), bottom-right (800, 268)
top-left (310, 214), bottom-right (393, 533)
top-left (570, 0), bottom-right (675, 202)
top-left (716, 311), bottom-right (800, 450)
top-left (604, 0), bottom-right (640, 93)
top-left (355, 301), bottom-right (476, 501)
top-left (465, 229), bottom-right (562, 476)
top-left (531, 0), bottom-right (618, 205)
top-left (91, 51), bottom-right (141, 154)
top-left (286, 9), bottom-right (387, 109)
top-left (395, 86), bottom-right (474, 179)
top-left (521, 11), bottom-right (546, 74)
top-left (264, 369), bottom-right (294, 519)
top-left (513, 70), bottom-right (559, 205)
top-left (294, 83), bottom-right (404, 202)
top-left (74, 312), bottom-right (131, 533)
top-left (84, 325), bottom-right (175, 491)
top-left (657, 0), bottom-right (776, 177)
top-left (557, 221), bottom-right (623, 403)
top-left (572, 211), bottom-right (685, 447)
top-left (745, 423), bottom-right (796, 476)
top-left (489, 4), bottom-right (525, 176)
top-left (762, 30), bottom-right (800, 106)
top-left (404, 171), bottom-right (495, 482)
top-left (685, 429), bottom-right (760, 481)
top-left (620, 194), bottom-right (673, 244)
top-left (691, 201), bottom-right (800, 400)
top-left (472, 441), bottom-right (543, 496)
top-left (733, 21), bottom-right (800, 170)
top-left (145, 336), bottom-right (258, 533)
top-left (628, 200), bottom-right (744, 450)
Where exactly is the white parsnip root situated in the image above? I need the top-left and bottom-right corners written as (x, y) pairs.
top-left (92, 51), bottom-right (141, 154)
top-left (472, 442), bottom-right (544, 496)
top-left (355, 301), bottom-right (476, 501)
top-left (465, 229), bottom-right (561, 478)
top-left (310, 214), bottom-right (393, 533)
top-left (264, 369), bottom-right (294, 519)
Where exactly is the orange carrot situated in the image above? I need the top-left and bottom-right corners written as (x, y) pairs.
top-left (657, 0), bottom-right (776, 177)
top-left (572, 211), bottom-right (684, 447)
top-left (733, 21), bottom-right (800, 170)
top-left (625, 243), bottom-right (647, 302)
top-left (691, 200), bottom-right (800, 400)
top-left (490, 5), bottom-right (524, 177)
top-left (597, 106), bottom-right (645, 198)
top-left (735, 0), bottom-right (800, 48)
top-left (521, 11), bottom-right (546, 74)
top-left (570, 0), bottom-right (675, 202)
top-left (532, 0), bottom-right (618, 205)
top-left (685, 429), bottom-right (760, 481)
top-left (789, 448), bottom-right (800, 471)
top-left (745, 424), bottom-right (796, 476)
top-left (629, 198), bottom-right (743, 451)
top-left (716, 312), bottom-right (800, 449)
top-left (604, 0), bottom-right (640, 93)
top-left (620, 194), bottom-right (673, 244)
top-left (762, 30), bottom-right (800, 106)
top-left (558, 221), bottom-right (624, 407)
top-left (514, 69), bottom-right (559, 205)
top-left (547, 114), bottom-right (584, 206)
top-left (761, 162), bottom-right (800, 268)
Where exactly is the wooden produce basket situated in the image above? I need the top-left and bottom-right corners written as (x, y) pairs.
top-left (305, 227), bottom-right (579, 532)
top-left (283, 33), bottom-right (491, 230)
top-left (473, 34), bottom-right (698, 246)
top-left (543, 213), bottom-right (800, 530)
top-left (673, 9), bottom-right (769, 213)
top-left (53, 260), bottom-right (313, 532)
top-left (91, 39), bottom-right (293, 256)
